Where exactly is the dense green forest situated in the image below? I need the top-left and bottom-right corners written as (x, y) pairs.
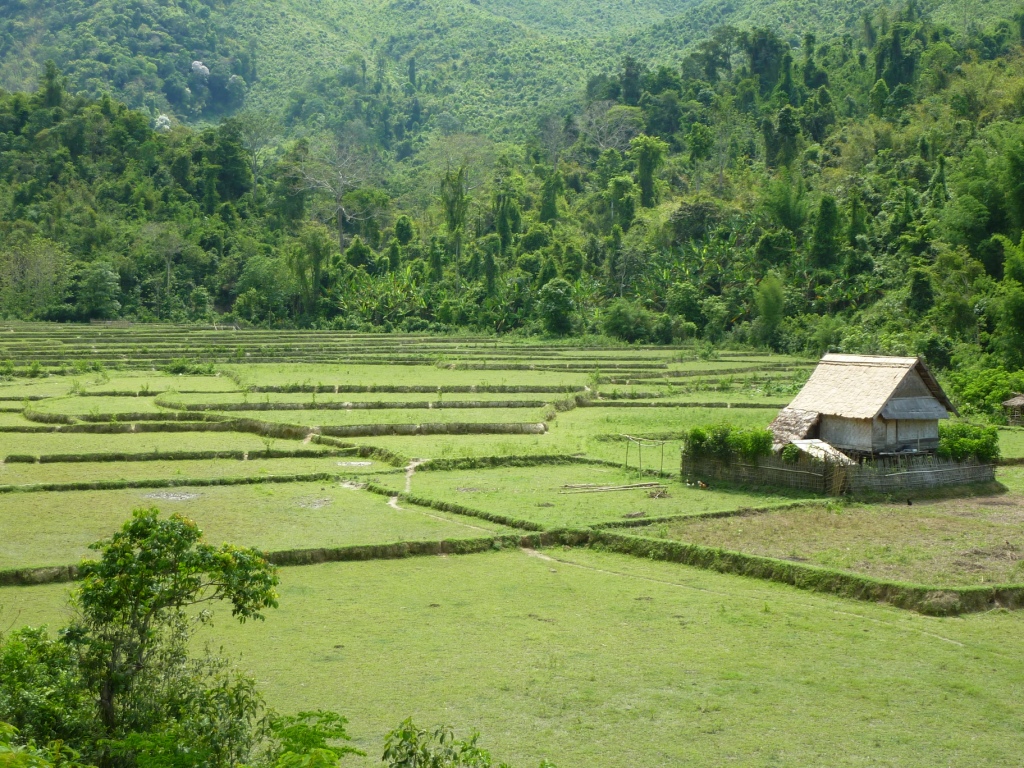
top-left (3, 1), bottom-right (1024, 412)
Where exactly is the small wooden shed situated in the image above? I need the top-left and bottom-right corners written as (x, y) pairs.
top-left (770, 354), bottom-right (956, 457)
top-left (1005, 394), bottom-right (1024, 427)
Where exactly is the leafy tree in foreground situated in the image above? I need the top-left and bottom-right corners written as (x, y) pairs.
top-left (0, 722), bottom-right (88, 768)
top-left (381, 719), bottom-right (555, 768)
top-left (266, 711), bottom-right (365, 768)
top-left (0, 509), bottom-right (279, 768)
top-left (1, 513), bottom-right (556, 768)
top-left (73, 509), bottom-right (278, 737)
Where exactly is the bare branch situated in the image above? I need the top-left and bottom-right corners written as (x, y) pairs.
top-left (576, 101), bottom-right (644, 153)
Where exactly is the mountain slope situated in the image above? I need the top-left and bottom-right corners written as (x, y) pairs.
top-left (1, 0), bottom-right (1019, 136)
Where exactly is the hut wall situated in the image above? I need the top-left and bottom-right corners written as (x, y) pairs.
top-left (896, 419), bottom-right (939, 450)
top-left (884, 419), bottom-right (897, 449)
top-left (1008, 407), bottom-right (1023, 427)
top-left (820, 415), bottom-right (873, 452)
top-left (892, 369), bottom-right (933, 398)
top-left (872, 417), bottom-right (886, 447)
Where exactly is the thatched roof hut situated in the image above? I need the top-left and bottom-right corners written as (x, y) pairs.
top-left (1005, 394), bottom-right (1024, 426)
top-left (769, 354), bottom-right (956, 456)
top-left (768, 408), bottom-right (820, 451)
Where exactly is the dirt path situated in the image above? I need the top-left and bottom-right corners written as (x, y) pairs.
top-left (404, 458), bottom-right (427, 493)
top-left (388, 493), bottom-right (494, 533)
top-left (522, 547), bottom-right (556, 562)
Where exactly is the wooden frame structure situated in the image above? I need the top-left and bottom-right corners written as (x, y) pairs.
top-left (623, 434), bottom-right (667, 475)
top-left (1005, 394), bottom-right (1024, 427)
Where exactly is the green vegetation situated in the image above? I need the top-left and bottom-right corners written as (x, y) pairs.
top-left (1, 510), bottom-right (279, 767)
top-left (938, 421), bottom-right (1002, 462)
top-left (0, 432), bottom-right (324, 458)
top-left (0, 334), bottom-right (1022, 767)
top-left (0, 1), bottom-right (253, 118)
top-left (0, 456), bottom-right (386, 487)
top-left (0, 483), bottom-right (511, 570)
top-left (0, 511), bottom-right (550, 768)
top-left (6, 550), bottom-right (1024, 766)
top-left (1, 4), bottom-right (1024, 418)
top-left (682, 424), bottom-right (774, 461)
top-left (406, 464), bottom-right (806, 528)
top-left (648, 495), bottom-right (1024, 585)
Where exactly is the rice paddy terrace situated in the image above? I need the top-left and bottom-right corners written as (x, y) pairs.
top-left (3, 322), bottom-right (1024, 767)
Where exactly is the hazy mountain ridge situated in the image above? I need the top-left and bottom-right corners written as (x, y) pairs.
top-left (1, 0), bottom-right (1016, 135)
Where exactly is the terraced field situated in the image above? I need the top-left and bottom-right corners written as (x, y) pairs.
top-left (3, 323), bottom-right (1024, 767)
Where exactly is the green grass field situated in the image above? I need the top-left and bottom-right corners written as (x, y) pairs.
top-left (7, 550), bottom-right (1024, 767)
top-left (0, 431), bottom-right (324, 457)
top-left (31, 396), bottom-right (168, 414)
top-left (163, 392), bottom-right (555, 404)
top-left (220, 363), bottom-right (598, 389)
top-left (406, 464), bottom-right (807, 528)
top-left (0, 483), bottom-right (510, 570)
top-left (209, 408), bottom-right (552, 427)
top-left (998, 428), bottom-right (1024, 459)
top-left (2, 326), bottom-right (1023, 767)
top-left (0, 456), bottom-right (391, 487)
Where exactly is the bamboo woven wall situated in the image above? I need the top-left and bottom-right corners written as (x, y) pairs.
top-left (681, 455), bottom-right (832, 493)
top-left (681, 454), bottom-right (995, 496)
top-left (846, 456), bottom-right (995, 493)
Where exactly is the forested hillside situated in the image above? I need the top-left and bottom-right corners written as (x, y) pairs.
top-left (3, 2), bottom-right (1024, 413)
top-left (1, 0), bottom-right (1017, 133)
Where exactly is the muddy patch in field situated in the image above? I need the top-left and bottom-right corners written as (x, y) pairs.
top-left (296, 497), bottom-right (334, 510)
top-left (143, 492), bottom-right (201, 501)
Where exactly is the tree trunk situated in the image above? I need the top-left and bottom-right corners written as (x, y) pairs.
top-left (337, 206), bottom-right (348, 253)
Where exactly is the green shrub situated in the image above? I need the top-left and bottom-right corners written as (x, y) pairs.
top-left (945, 365), bottom-right (1024, 418)
top-left (538, 277), bottom-right (574, 336)
top-left (780, 443), bottom-right (802, 464)
top-left (683, 424), bottom-right (773, 462)
top-left (938, 422), bottom-right (1000, 463)
top-left (602, 299), bottom-right (654, 343)
top-left (164, 358), bottom-right (216, 375)
top-left (727, 427), bottom-right (773, 460)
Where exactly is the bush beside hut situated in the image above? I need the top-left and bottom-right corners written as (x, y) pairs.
top-left (683, 425), bottom-right (774, 462)
top-left (937, 422), bottom-right (1000, 463)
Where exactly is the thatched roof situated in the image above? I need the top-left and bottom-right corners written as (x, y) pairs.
top-left (791, 439), bottom-right (855, 466)
top-left (768, 407), bottom-right (820, 449)
top-left (786, 354), bottom-right (956, 420)
top-left (1004, 394), bottom-right (1024, 408)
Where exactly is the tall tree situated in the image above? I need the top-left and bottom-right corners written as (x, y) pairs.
top-left (755, 272), bottom-right (786, 346)
top-left (299, 139), bottom-right (372, 251)
top-left (439, 164), bottom-right (471, 281)
top-left (229, 111), bottom-right (282, 183)
top-left (539, 169), bottom-right (563, 223)
top-left (810, 195), bottom-right (842, 268)
top-left (620, 56), bottom-right (643, 106)
top-left (628, 135), bottom-right (668, 208)
top-left (287, 223), bottom-right (338, 317)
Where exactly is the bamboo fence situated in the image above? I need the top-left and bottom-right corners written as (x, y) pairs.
top-left (681, 453), bottom-right (995, 496)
